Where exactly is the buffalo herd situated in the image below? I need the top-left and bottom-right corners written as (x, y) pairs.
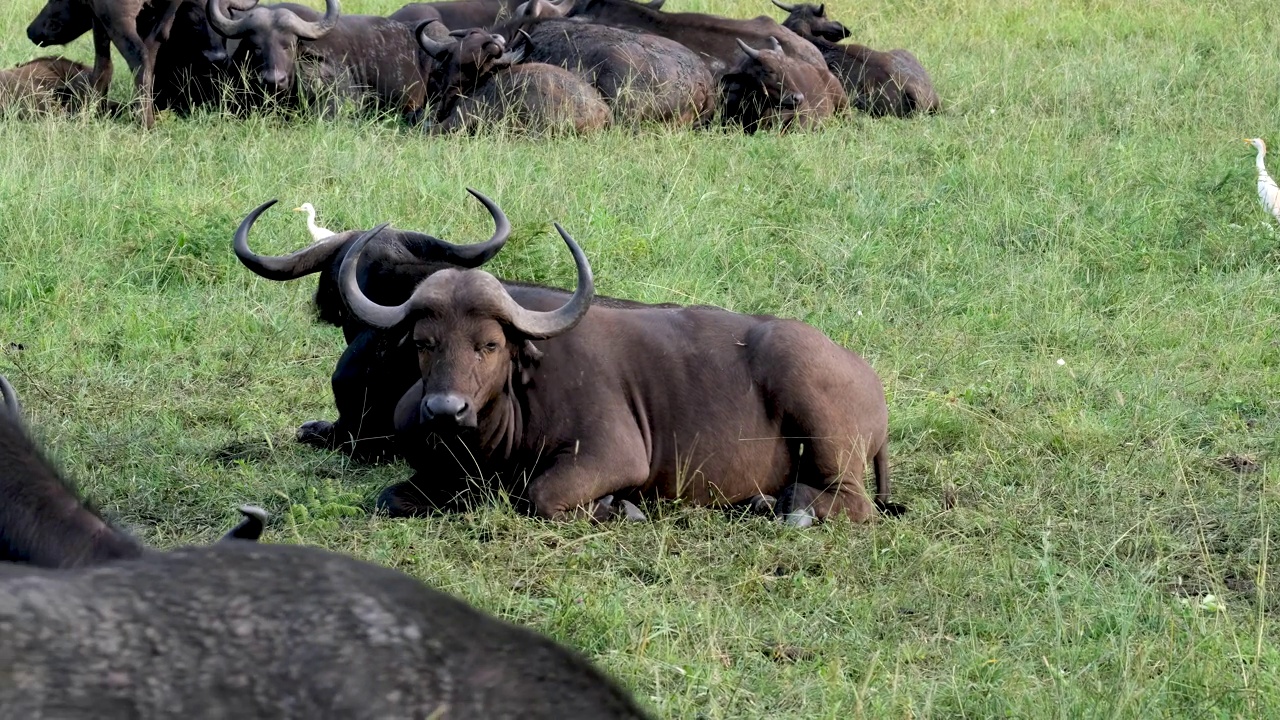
top-left (4, 0), bottom-right (940, 131)
top-left (0, 0), bottom-right (924, 713)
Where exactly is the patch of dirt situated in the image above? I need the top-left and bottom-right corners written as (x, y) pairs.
top-left (1216, 454), bottom-right (1259, 474)
top-left (212, 440), bottom-right (273, 466)
top-left (761, 642), bottom-right (815, 664)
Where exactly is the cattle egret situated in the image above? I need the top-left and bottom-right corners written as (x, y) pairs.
top-left (293, 202), bottom-right (334, 240)
top-left (1245, 138), bottom-right (1280, 226)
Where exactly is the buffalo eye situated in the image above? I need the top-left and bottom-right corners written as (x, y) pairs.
top-left (478, 341), bottom-right (500, 355)
top-left (415, 338), bottom-right (439, 352)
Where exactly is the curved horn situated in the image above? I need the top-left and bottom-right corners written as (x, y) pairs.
top-left (490, 223), bottom-right (593, 339)
top-left (391, 189), bottom-right (510, 267)
top-left (816, 3), bottom-right (824, 15)
top-left (221, 505), bottom-right (268, 542)
top-left (736, 38), bottom-right (761, 60)
top-left (339, 223), bottom-right (413, 329)
top-left (770, 0), bottom-right (797, 11)
top-left (233, 199), bottom-right (351, 281)
top-left (768, 36), bottom-right (783, 52)
top-left (416, 20), bottom-right (454, 58)
top-left (281, 0), bottom-right (340, 41)
top-left (0, 375), bottom-right (21, 417)
top-left (448, 29), bottom-right (471, 38)
top-left (207, 0), bottom-right (253, 38)
top-left (643, 0), bottom-right (665, 8)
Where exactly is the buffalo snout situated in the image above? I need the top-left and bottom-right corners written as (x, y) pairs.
top-left (421, 394), bottom-right (475, 428)
top-left (260, 69), bottom-right (290, 93)
top-left (204, 47), bottom-right (229, 65)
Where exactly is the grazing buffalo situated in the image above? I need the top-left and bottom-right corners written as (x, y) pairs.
top-left (232, 191), bottom-right (510, 458)
top-left (720, 36), bottom-right (846, 132)
top-left (0, 377), bottom-right (262, 569)
top-left (0, 543), bottom-right (650, 718)
top-left (567, 0), bottom-right (825, 77)
top-left (421, 29), bottom-right (611, 134)
top-left (0, 56), bottom-right (122, 117)
top-left (775, 2), bottom-right (939, 117)
top-left (339, 223), bottom-right (895, 526)
top-left (495, 16), bottom-right (715, 126)
top-left (0, 381), bottom-right (648, 718)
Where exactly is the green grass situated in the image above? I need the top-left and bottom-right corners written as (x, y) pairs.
top-left (3, 0), bottom-right (1280, 715)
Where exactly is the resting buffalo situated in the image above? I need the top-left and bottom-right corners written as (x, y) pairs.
top-left (0, 56), bottom-right (123, 117)
top-left (720, 36), bottom-right (846, 132)
top-left (567, 0), bottom-right (825, 77)
top-left (339, 223), bottom-right (895, 526)
top-left (775, 2), bottom-right (939, 117)
top-left (420, 29), bottom-right (611, 134)
top-left (495, 16), bottom-right (715, 126)
top-left (232, 190), bottom-right (510, 459)
top-left (210, 0), bottom-right (441, 120)
top-left (0, 376), bottom-right (262, 569)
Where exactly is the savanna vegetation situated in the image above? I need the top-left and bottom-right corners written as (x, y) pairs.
top-left (1, 0), bottom-right (1278, 715)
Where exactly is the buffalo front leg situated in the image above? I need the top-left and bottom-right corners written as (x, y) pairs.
top-left (90, 21), bottom-right (114, 97)
top-left (524, 442), bottom-right (650, 522)
top-left (775, 435), bottom-right (879, 527)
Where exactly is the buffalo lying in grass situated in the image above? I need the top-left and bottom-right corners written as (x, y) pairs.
top-left (232, 190), bottom-right (510, 459)
top-left (494, 16), bottom-right (715, 126)
top-left (720, 35), bottom-right (846, 132)
top-left (339, 222), bottom-right (897, 527)
top-left (0, 56), bottom-right (123, 117)
top-left (775, 1), bottom-right (939, 117)
top-left (420, 28), bottom-right (611, 134)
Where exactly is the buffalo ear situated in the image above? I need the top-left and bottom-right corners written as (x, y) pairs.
top-left (516, 339), bottom-right (543, 385)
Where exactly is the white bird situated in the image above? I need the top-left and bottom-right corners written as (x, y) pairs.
top-left (1244, 138), bottom-right (1280, 226)
top-left (293, 202), bottom-right (335, 241)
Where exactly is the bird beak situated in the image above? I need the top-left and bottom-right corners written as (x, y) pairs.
top-left (292, 207), bottom-right (304, 212)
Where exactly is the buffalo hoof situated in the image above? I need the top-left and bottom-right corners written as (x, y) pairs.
top-left (296, 420), bottom-right (338, 448)
top-left (221, 505), bottom-right (269, 542)
top-left (778, 507), bottom-right (817, 528)
top-left (746, 494), bottom-right (777, 515)
top-left (376, 483), bottom-right (430, 518)
top-left (594, 495), bottom-right (648, 522)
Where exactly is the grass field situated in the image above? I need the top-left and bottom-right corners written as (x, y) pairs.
top-left (2, 0), bottom-right (1279, 715)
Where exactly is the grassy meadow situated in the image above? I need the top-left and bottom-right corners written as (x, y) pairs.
top-left (2, 0), bottom-right (1279, 715)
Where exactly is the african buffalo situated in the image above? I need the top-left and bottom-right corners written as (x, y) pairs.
top-left (232, 190), bottom-right (510, 458)
top-left (774, 1), bottom-right (939, 117)
top-left (0, 56), bottom-right (122, 117)
top-left (720, 36), bottom-right (846, 132)
top-left (421, 28), bottom-right (611, 134)
top-left (0, 380), bottom-right (648, 718)
top-left (0, 377), bottom-right (263, 569)
top-left (567, 0), bottom-right (824, 77)
top-left (390, 1), bottom-right (516, 30)
top-left (339, 223), bottom-right (895, 526)
top-left (211, 0), bottom-right (443, 120)
top-left (494, 16), bottom-right (715, 126)
top-left (26, 0), bottom-right (239, 116)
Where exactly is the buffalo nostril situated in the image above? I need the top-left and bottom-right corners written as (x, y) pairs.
top-left (422, 395), bottom-right (470, 425)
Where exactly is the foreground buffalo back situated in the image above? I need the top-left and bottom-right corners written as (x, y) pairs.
top-left (340, 225), bottom-right (895, 526)
top-left (777, 2), bottom-right (940, 117)
top-left (497, 17), bottom-right (715, 126)
top-left (0, 542), bottom-right (650, 718)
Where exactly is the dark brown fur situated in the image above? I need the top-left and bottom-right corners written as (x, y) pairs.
top-left (779, 3), bottom-right (939, 117)
top-left (0, 56), bottom-right (121, 117)
top-left (720, 37), bottom-right (846, 133)
top-left (339, 228), bottom-right (894, 525)
top-left (497, 16), bottom-right (715, 126)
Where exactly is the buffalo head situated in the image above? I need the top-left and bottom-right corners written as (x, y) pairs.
top-left (418, 25), bottom-right (520, 120)
top-left (26, 0), bottom-right (92, 47)
top-left (721, 37), bottom-right (813, 132)
top-left (340, 222), bottom-right (593, 430)
top-left (207, 0), bottom-right (340, 96)
top-left (772, 1), bottom-right (851, 43)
